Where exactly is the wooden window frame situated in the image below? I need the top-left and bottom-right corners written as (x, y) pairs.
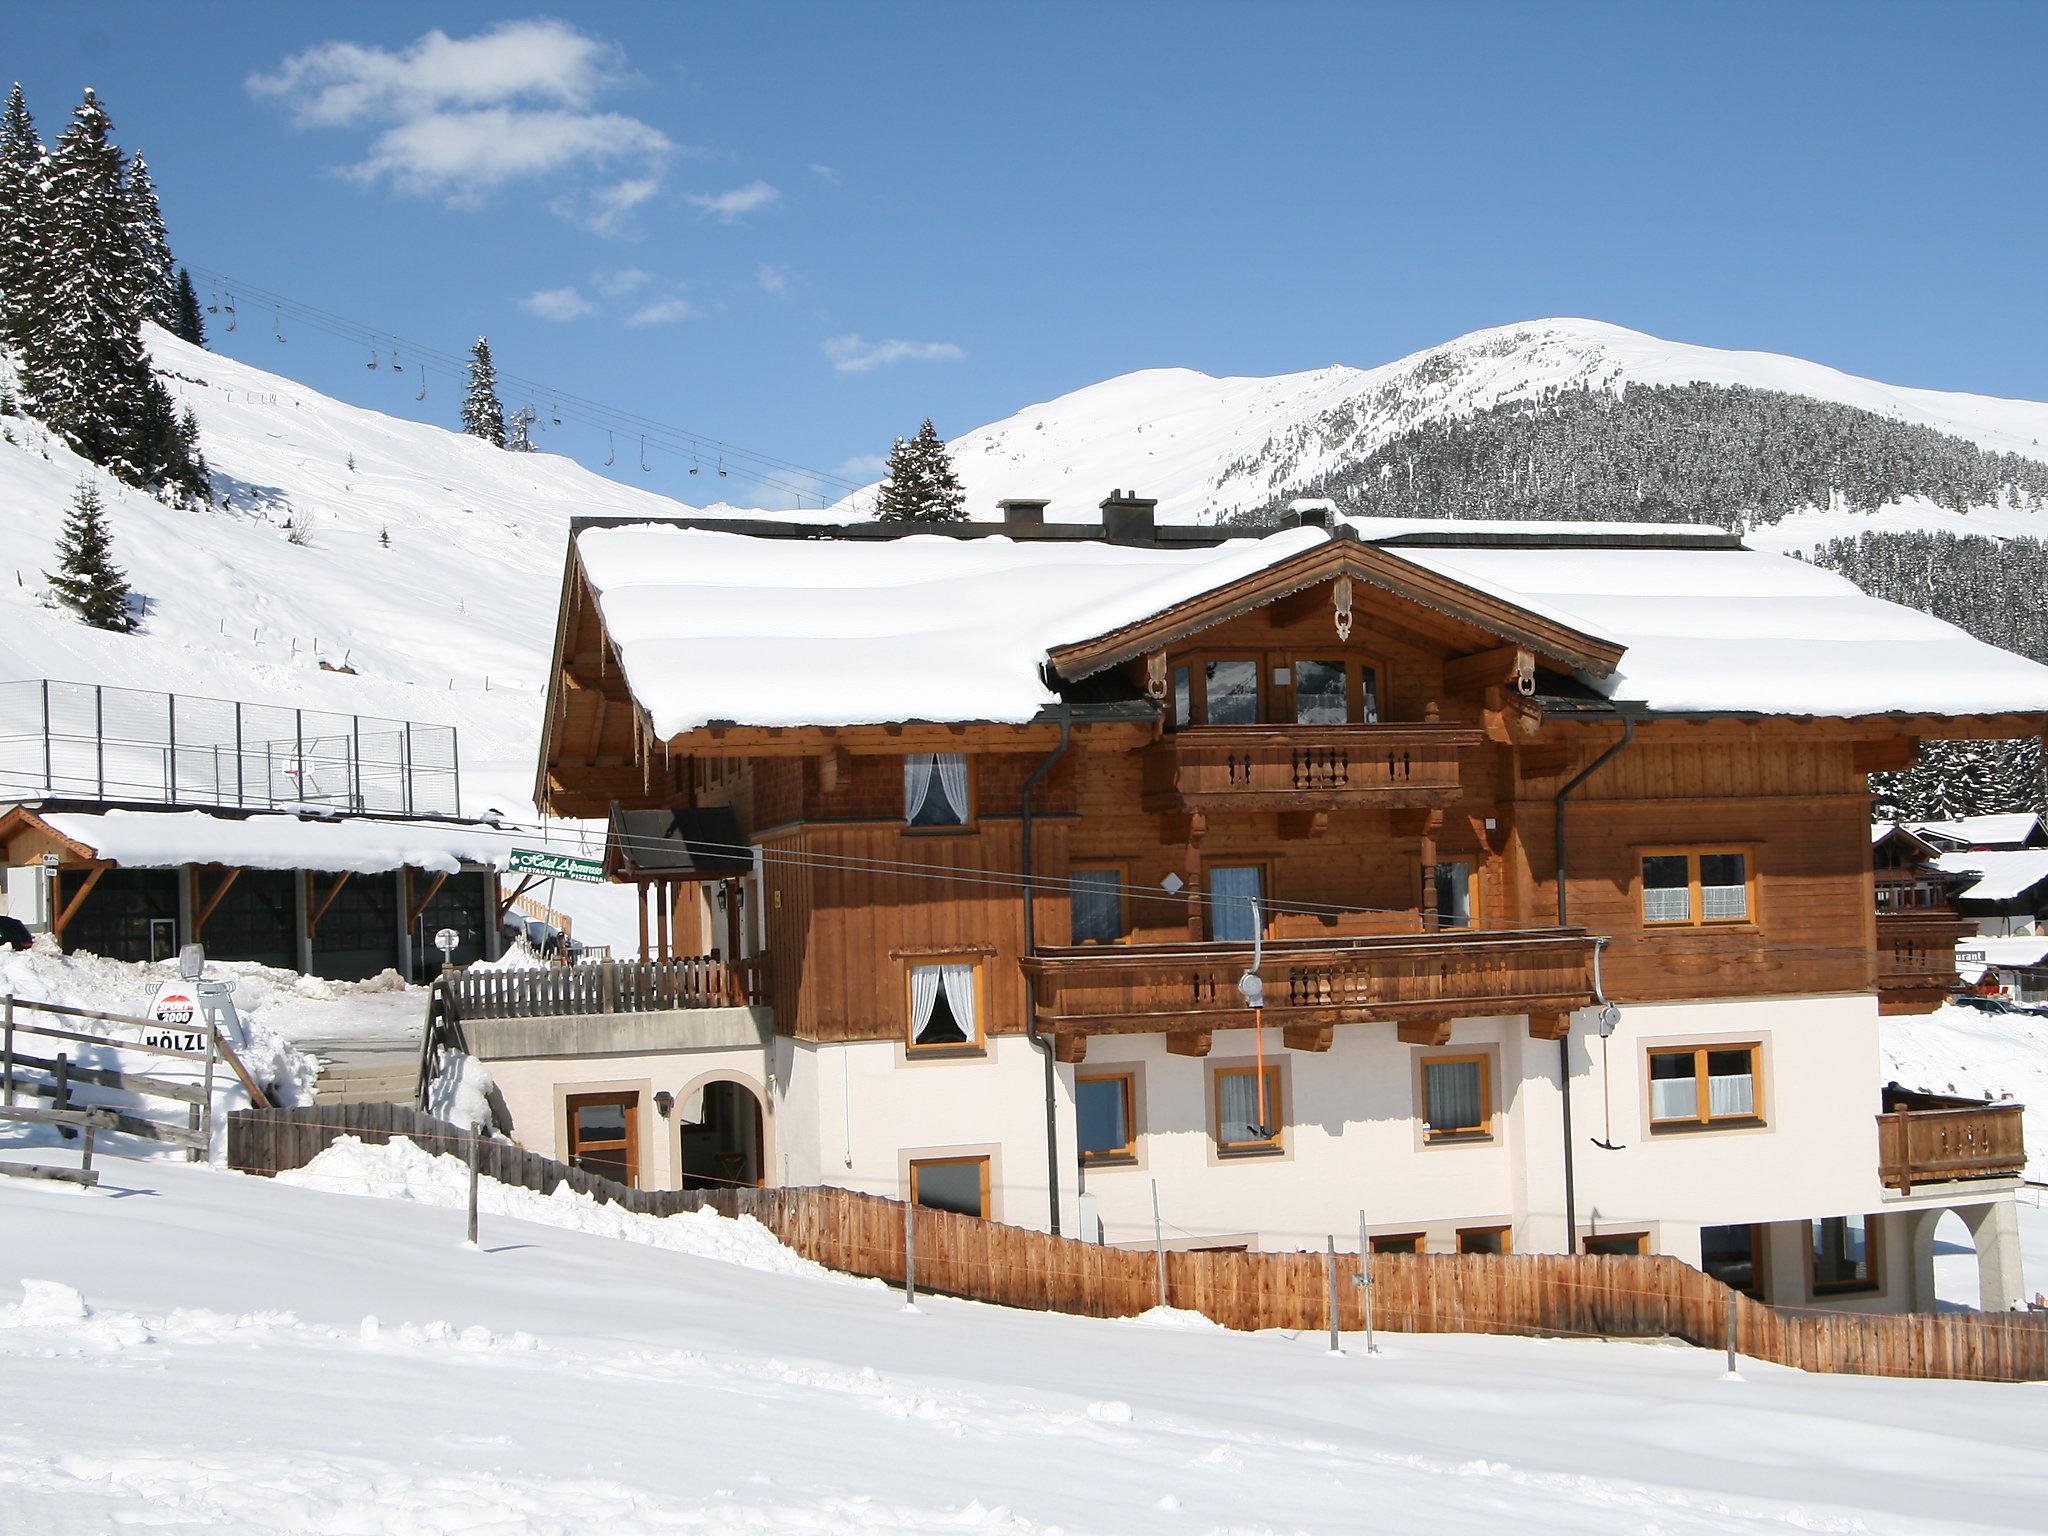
top-left (1165, 647), bottom-right (1392, 728)
top-left (1429, 857), bottom-right (1480, 930)
top-left (1637, 846), bottom-right (1757, 928)
top-left (1645, 1041), bottom-right (1762, 1130)
top-left (1808, 1212), bottom-right (1881, 1296)
top-left (1205, 860), bottom-right (1274, 943)
top-left (1067, 865), bottom-right (1129, 946)
top-left (1211, 1063), bottom-right (1284, 1156)
top-left (1188, 652), bottom-right (1265, 727)
top-left (902, 752), bottom-right (976, 834)
top-left (1581, 1231), bottom-right (1648, 1257)
top-left (1456, 1224), bottom-right (1512, 1255)
top-left (1283, 648), bottom-right (1387, 726)
top-left (1699, 1221), bottom-right (1767, 1299)
top-left (1370, 1232), bottom-right (1426, 1255)
top-left (902, 956), bottom-right (988, 1056)
top-left (1417, 1051), bottom-right (1493, 1142)
top-left (564, 1090), bottom-right (641, 1190)
top-left (1076, 1070), bottom-right (1138, 1164)
top-left (909, 1154), bottom-right (991, 1220)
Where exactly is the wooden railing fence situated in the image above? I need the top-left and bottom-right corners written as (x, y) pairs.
top-left (1878, 1102), bottom-right (2027, 1193)
top-left (445, 956), bottom-right (760, 1022)
top-left (230, 1104), bottom-right (2048, 1385)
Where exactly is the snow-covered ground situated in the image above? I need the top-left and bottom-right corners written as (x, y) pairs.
top-left (1882, 1002), bottom-right (2047, 1175)
top-left (2, 1137), bottom-right (2045, 1535)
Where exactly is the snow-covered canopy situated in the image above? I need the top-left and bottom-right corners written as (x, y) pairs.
top-left (572, 520), bottom-right (2048, 735)
top-left (35, 808), bottom-right (513, 875)
top-left (1936, 849), bottom-right (2048, 905)
top-left (1955, 934), bottom-right (2048, 983)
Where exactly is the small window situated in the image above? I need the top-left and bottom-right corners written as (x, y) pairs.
top-left (1214, 1065), bottom-right (1281, 1154)
top-left (565, 1092), bottom-right (639, 1188)
top-left (1069, 868), bottom-right (1126, 944)
top-left (1432, 861), bottom-right (1473, 930)
top-left (1648, 1043), bottom-right (1760, 1128)
top-left (1077, 1073), bottom-right (1136, 1163)
top-left (1172, 665), bottom-right (1192, 729)
top-left (904, 753), bottom-right (970, 828)
top-left (1293, 659), bottom-right (1349, 725)
top-left (1457, 1226), bottom-right (1511, 1255)
top-left (1420, 1054), bottom-right (1489, 1140)
top-left (1583, 1231), bottom-right (1648, 1257)
top-left (1207, 864), bottom-right (1266, 943)
top-left (910, 1155), bottom-right (988, 1219)
top-left (1641, 850), bottom-right (1751, 926)
top-left (1811, 1214), bottom-right (1877, 1294)
top-left (1358, 664), bottom-right (1380, 724)
top-left (1370, 1232), bottom-right (1424, 1255)
top-left (1700, 1223), bottom-right (1762, 1296)
top-left (907, 962), bottom-right (981, 1052)
top-left (1204, 659), bottom-right (1259, 725)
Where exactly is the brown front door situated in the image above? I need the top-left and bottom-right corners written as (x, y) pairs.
top-left (566, 1092), bottom-right (639, 1188)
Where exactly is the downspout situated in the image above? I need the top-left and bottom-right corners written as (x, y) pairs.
top-left (1550, 711), bottom-right (1635, 1254)
top-left (1020, 706), bottom-right (1072, 1235)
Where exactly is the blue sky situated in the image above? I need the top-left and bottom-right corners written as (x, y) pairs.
top-left (12, 2), bottom-right (2048, 508)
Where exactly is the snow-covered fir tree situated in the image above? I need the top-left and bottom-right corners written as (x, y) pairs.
top-left (120, 150), bottom-right (176, 328)
top-left (463, 336), bottom-right (505, 447)
top-left (0, 82), bottom-right (45, 351)
top-left (171, 266), bottom-right (203, 346)
top-left (873, 418), bottom-right (966, 522)
top-left (46, 479), bottom-right (133, 632)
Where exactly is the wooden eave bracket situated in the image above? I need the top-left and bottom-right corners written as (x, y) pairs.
top-left (1527, 1010), bottom-right (1572, 1041)
top-left (1165, 1029), bottom-right (1213, 1058)
top-left (1283, 1023), bottom-right (1333, 1053)
top-left (50, 862), bottom-right (110, 941)
top-left (407, 870), bottom-right (450, 928)
top-left (192, 867), bottom-right (242, 934)
top-left (1395, 1015), bottom-right (1453, 1047)
top-left (305, 871), bottom-right (352, 938)
top-left (1053, 1032), bottom-right (1088, 1064)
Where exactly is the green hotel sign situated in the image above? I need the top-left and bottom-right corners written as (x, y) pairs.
top-left (507, 848), bottom-right (605, 883)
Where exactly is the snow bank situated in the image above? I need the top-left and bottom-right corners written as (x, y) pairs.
top-left (422, 1049), bottom-right (495, 1130)
top-left (276, 1135), bottom-right (846, 1281)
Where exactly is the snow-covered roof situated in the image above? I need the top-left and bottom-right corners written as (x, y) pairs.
top-left (571, 520), bottom-right (2048, 734)
top-left (35, 808), bottom-right (514, 875)
top-left (1909, 813), bottom-right (2045, 850)
top-left (1936, 849), bottom-right (2048, 904)
top-left (1955, 934), bottom-right (2048, 982)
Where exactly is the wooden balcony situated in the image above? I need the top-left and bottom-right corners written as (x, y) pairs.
top-left (1141, 723), bottom-right (1483, 813)
top-left (1021, 928), bottom-right (1600, 1058)
top-left (1877, 1091), bottom-right (2026, 1193)
top-left (447, 954), bottom-right (765, 1022)
top-left (1874, 909), bottom-right (1973, 1016)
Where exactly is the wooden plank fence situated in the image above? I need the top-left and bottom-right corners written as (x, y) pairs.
top-left (228, 1103), bottom-right (2048, 1384)
top-left (445, 957), bottom-right (758, 1022)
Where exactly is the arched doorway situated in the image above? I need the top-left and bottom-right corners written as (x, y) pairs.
top-left (679, 1079), bottom-right (765, 1190)
top-left (1929, 1210), bottom-right (1978, 1310)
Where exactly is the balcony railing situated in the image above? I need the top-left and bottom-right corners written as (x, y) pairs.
top-left (446, 955), bottom-right (765, 1021)
top-left (1877, 1094), bottom-right (2026, 1193)
top-left (1874, 909), bottom-right (1974, 1016)
top-left (1141, 723), bottom-right (1483, 812)
top-left (1022, 927), bottom-right (1599, 1038)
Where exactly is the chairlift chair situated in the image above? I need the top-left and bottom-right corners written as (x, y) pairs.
top-left (273, 306), bottom-right (286, 343)
top-left (603, 431), bottom-right (615, 467)
top-left (366, 343), bottom-right (379, 371)
top-left (717, 454), bottom-right (728, 478)
top-left (638, 435), bottom-right (650, 473)
top-left (414, 367), bottom-right (427, 403)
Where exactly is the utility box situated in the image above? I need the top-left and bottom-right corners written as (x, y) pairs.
top-left (4, 863), bottom-right (51, 932)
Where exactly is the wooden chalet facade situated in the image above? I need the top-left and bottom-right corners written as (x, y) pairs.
top-left (509, 497), bottom-right (2048, 1314)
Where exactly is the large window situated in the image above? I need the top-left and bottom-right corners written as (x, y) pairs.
top-left (565, 1092), bottom-right (638, 1188)
top-left (1069, 868), bottom-right (1126, 944)
top-left (1701, 1223), bottom-right (1762, 1296)
top-left (1204, 659), bottom-right (1260, 724)
top-left (910, 1155), bottom-right (988, 1219)
top-left (1077, 1072), bottom-right (1137, 1163)
top-left (1810, 1214), bottom-right (1878, 1294)
top-left (904, 753), bottom-right (970, 828)
top-left (906, 961), bottom-right (981, 1052)
top-left (1292, 658), bottom-right (1379, 725)
top-left (1207, 864), bottom-right (1266, 942)
top-left (1213, 1065), bottom-right (1282, 1154)
top-left (1648, 1043), bottom-right (1760, 1128)
top-left (1419, 1054), bottom-right (1490, 1141)
top-left (1641, 850), bottom-right (1751, 926)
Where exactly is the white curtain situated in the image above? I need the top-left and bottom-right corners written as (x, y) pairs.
top-left (1650, 1075), bottom-right (1697, 1122)
top-left (1425, 1060), bottom-right (1481, 1133)
top-left (1210, 865), bottom-right (1263, 942)
top-left (934, 754), bottom-right (969, 822)
top-left (940, 962), bottom-right (976, 1039)
top-left (1701, 882), bottom-right (1748, 921)
top-left (1643, 886), bottom-right (1691, 923)
top-left (903, 754), bottom-right (936, 820)
top-left (909, 964), bottom-right (944, 1043)
top-left (1219, 1071), bottom-right (1270, 1144)
top-left (1708, 1070), bottom-right (1755, 1118)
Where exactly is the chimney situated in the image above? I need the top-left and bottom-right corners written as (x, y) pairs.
top-left (1099, 488), bottom-right (1158, 545)
top-left (1288, 497), bottom-right (1337, 529)
top-left (998, 497), bottom-right (1050, 533)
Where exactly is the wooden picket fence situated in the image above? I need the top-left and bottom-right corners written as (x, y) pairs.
top-left (226, 1103), bottom-right (2048, 1384)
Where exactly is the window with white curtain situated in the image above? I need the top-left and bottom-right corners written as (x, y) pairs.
top-left (1207, 865), bottom-right (1265, 942)
top-left (1421, 1056), bottom-right (1489, 1139)
top-left (1648, 1043), bottom-right (1760, 1127)
top-left (907, 961), bottom-right (979, 1050)
top-left (904, 753), bottom-right (970, 827)
top-left (1642, 850), bottom-right (1751, 926)
top-left (1069, 869), bottom-right (1125, 944)
top-left (1214, 1066), bottom-right (1281, 1152)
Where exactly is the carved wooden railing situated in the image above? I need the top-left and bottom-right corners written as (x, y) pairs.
top-left (1141, 724), bottom-right (1483, 812)
top-left (447, 955), bottom-right (765, 1021)
top-left (1873, 909), bottom-right (1974, 1015)
top-left (1023, 928), bottom-right (1599, 1036)
top-left (1877, 1099), bottom-right (2026, 1193)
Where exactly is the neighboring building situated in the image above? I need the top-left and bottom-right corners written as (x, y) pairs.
top-left (0, 801), bottom-right (508, 980)
top-left (1908, 813), bottom-right (2047, 852)
top-left (1936, 847), bottom-right (2048, 938)
top-left (1870, 824), bottom-right (1975, 1014)
top-left (1956, 936), bottom-right (2048, 1005)
top-left (502, 499), bottom-right (2048, 1313)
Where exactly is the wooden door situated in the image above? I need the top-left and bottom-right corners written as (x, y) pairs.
top-left (565, 1091), bottom-right (640, 1188)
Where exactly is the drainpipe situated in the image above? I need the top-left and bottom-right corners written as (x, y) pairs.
top-left (1550, 711), bottom-right (1635, 1254)
top-left (1020, 707), bottom-right (1072, 1235)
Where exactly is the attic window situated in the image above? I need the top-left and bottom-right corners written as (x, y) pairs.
top-left (905, 754), bottom-right (970, 828)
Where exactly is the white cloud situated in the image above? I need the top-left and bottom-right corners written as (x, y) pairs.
top-left (520, 286), bottom-right (594, 322)
top-left (832, 453), bottom-right (888, 480)
top-left (593, 266), bottom-right (652, 299)
top-left (626, 296), bottom-right (697, 327)
top-left (823, 334), bottom-right (967, 374)
top-left (809, 163), bottom-right (839, 185)
top-left (552, 174), bottom-right (662, 237)
top-left (250, 20), bottom-right (673, 209)
top-left (756, 263), bottom-right (790, 296)
top-left (685, 180), bottom-right (780, 222)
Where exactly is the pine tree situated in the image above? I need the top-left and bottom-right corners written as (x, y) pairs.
top-left (46, 479), bottom-right (133, 631)
top-left (463, 336), bottom-right (505, 447)
top-left (0, 82), bottom-right (45, 352)
top-left (873, 418), bottom-right (966, 522)
top-left (121, 150), bottom-right (176, 328)
top-left (170, 266), bottom-right (203, 346)
top-left (506, 402), bottom-right (539, 452)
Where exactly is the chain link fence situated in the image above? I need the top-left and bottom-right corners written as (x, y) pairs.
top-left (0, 679), bottom-right (460, 815)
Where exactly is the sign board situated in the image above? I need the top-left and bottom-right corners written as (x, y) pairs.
top-left (508, 848), bottom-right (604, 883)
top-left (146, 980), bottom-right (205, 1053)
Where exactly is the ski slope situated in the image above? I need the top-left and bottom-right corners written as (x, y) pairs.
top-left (2, 1138), bottom-right (2044, 1534)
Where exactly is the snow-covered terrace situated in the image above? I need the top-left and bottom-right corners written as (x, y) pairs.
top-left (27, 806), bottom-right (514, 875)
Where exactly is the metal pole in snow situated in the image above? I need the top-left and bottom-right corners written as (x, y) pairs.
top-left (1358, 1209), bottom-right (1377, 1354)
top-left (1151, 1179), bottom-right (1168, 1310)
top-left (1725, 1291), bottom-right (1738, 1375)
top-left (467, 1131), bottom-right (481, 1247)
top-left (2, 991), bottom-right (13, 1107)
top-left (1326, 1235), bottom-right (1342, 1354)
top-left (902, 1197), bottom-right (917, 1309)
